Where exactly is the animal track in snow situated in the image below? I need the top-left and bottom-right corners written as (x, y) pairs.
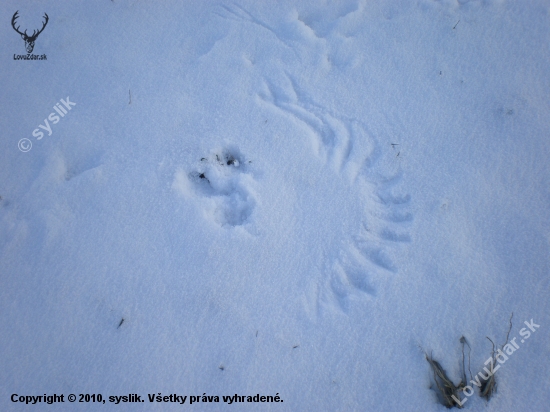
top-left (64, 152), bottom-right (103, 181)
top-left (176, 146), bottom-right (256, 229)
top-left (260, 74), bottom-right (412, 314)
top-left (297, 0), bottom-right (362, 38)
top-left (326, 175), bottom-right (412, 313)
top-left (215, 4), bottom-right (298, 53)
top-left (42, 151), bottom-right (104, 182)
top-left (259, 73), bottom-right (379, 183)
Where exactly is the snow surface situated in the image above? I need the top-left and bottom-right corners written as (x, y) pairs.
top-left (1, 0), bottom-right (549, 411)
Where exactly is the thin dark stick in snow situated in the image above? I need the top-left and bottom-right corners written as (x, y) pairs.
top-left (480, 337), bottom-right (497, 400)
top-left (453, 20), bottom-right (460, 30)
top-left (117, 318), bottom-right (124, 329)
top-left (504, 313), bottom-right (513, 345)
top-left (486, 337), bottom-right (496, 357)
top-left (480, 314), bottom-right (513, 401)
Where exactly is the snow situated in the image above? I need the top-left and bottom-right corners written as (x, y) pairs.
top-left (1, 0), bottom-right (549, 410)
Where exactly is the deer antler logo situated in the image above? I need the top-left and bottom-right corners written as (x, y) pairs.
top-left (11, 11), bottom-right (49, 54)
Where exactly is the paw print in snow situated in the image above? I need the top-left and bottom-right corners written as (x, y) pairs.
top-left (185, 147), bottom-right (256, 228)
